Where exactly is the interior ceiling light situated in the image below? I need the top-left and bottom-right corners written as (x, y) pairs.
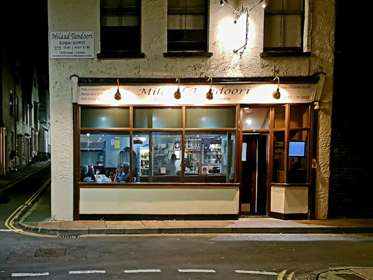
top-left (174, 78), bottom-right (181, 99)
top-left (114, 78), bottom-right (121, 100)
top-left (206, 77), bottom-right (213, 100)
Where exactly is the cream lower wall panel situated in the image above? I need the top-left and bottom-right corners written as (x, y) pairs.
top-left (80, 188), bottom-right (239, 215)
top-left (271, 186), bottom-right (308, 214)
top-left (270, 187), bottom-right (286, 213)
top-left (284, 187), bottom-right (308, 214)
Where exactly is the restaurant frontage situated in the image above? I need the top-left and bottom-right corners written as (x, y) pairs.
top-left (73, 76), bottom-right (323, 220)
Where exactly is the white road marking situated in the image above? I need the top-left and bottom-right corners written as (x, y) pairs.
top-left (235, 270), bottom-right (278, 275)
top-left (69, 270), bottom-right (106, 274)
top-left (0, 229), bottom-right (12, 232)
top-left (178, 269), bottom-right (216, 273)
top-left (11, 272), bottom-right (49, 277)
top-left (124, 269), bottom-right (161, 273)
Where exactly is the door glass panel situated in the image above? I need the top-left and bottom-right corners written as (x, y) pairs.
top-left (272, 131), bottom-right (285, 183)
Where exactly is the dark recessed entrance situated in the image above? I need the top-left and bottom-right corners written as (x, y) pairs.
top-left (241, 134), bottom-right (268, 215)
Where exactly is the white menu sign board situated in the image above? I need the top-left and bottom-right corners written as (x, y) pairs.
top-left (50, 32), bottom-right (94, 58)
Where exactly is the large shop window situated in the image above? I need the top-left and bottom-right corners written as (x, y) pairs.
top-left (133, 132), bottom-right (182, 182)
top-left (79, 106), bottom-right (236, 184)
top-left (271, 104), bottom-right (310, 184)
top-left (167, 0), bottom-right (208, 52)
top-left (185, 132), bottom-right (235, 182)
top-left (80, 133), bottom-right (131, 183)
top-left (264, 0), bottom-right (304, 51)
top-left (100, 0), bottom-right (141, 54)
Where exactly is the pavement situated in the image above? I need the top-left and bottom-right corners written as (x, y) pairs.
top-left (297, 267), bottom-right (373, 280)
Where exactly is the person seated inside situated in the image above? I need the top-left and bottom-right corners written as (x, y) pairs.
top-left (82, 164), bottom-right (96, 182)
top-left (115, 163), bottom-right (130, 182)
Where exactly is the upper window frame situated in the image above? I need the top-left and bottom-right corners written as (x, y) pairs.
top-left (165, 0), bottom-right (212, 57)
top-left (262, 0), bottom-right (308, 56)
top-left (98, 0), bottom-right (144, 59)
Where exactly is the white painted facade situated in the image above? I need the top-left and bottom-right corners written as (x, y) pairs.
top-left (48, 0), bottom-right (334, 221)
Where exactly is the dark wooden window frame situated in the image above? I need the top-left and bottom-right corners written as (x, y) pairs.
top-left (262, 0), bottom-right (306, 55)
top-left (77, 104), bottom-right (238, 185)
top-left (165, 0), bottom-right (210, 55)
top-left (98, 0), bottom-right (144, 59)
top-left (239, 104), bottom-right (313, 214)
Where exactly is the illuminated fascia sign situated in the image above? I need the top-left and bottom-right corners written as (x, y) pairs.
top-left (78, 84), bottom-right (317, 106)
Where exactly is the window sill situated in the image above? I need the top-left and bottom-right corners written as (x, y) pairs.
top-left (260, 50), bottom-right (311, 58)
top-left (97, 52), bottom-right (146, 59)
top-left (164, 51), bottom-right (213, 58)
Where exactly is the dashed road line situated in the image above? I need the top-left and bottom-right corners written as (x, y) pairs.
top-left (178, 269), bottom-right (216, 273)
top-left (124, 269), bottom-right (162, 273)
top-left (235, 270), bottom-right (278, 275)
top-left (69, 270), bottom-right (106, 274)
top-left (11, 272), bottom-right (50, 277)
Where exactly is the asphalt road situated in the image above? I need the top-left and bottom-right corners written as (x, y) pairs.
top-left (1, 232), bottom-right (373, 279)
top-left (0, 166), bottom-right (50, 229)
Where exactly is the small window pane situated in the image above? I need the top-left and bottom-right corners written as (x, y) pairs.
top-left (186, 107), bottom-right (235, 128)
top-left (167, 0), bottom-right (206, 52)
top-left (185, 132), bottom-right (235, 182)
top-left (152, 132), bottom-right (182, 177)
top-left (274, 106), bottom-right (285, 129)
top-left (133, 132), bottom-right (182, 182)
top-left (134, 108), bottom-right (182, 128)
top-left (288, 130), bottom-right (308, 183)
top-left (264, 15), bottom-right (283, 48)
top-left (101, 0), bottom-right (140, 52)
top-left (285, 0), bottom-right (304, 12)
top-left (290, 105), bottom-right (309, 128)
top-left (284, 15), bottom-right (302, 47)
top-left (168, 15), bottom-right (205, 30)
top-left (80, 133), bottom-right (130, 183)
top-left (133, 133), bottom-right (150, 178)
top-left (267, 0), bottom-right (284, 11)
top-left (272, 131), bottom-right (285, 183)
top-left (81, 108), bottom-right (129, 128)
top-left (242, 107), bottom-right (270, 130)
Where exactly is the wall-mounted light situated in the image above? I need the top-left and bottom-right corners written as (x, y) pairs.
top-left (114, 78), bottom-right (121, 100)
top-left (220, 0), bottom-right (227, 7)
top-left (314, 101), bottom-right (320, 110)
top-left (272, 75), bottom-right (281, 100)
top-left (174, 78), bottom-right (181, 99)
top-left (206, 77), bottom-right (213, 100)
top-left (220, 0), bottom-right (266, 56)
